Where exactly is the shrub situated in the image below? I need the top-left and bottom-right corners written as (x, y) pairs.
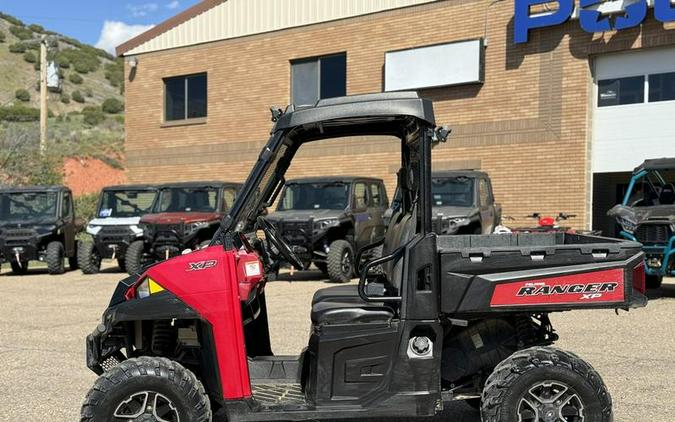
top-left (0, 31), bottom-right (5, 43)
top-left (56, 49), bottom-right (101, 74)
top-left (33, 61), bottom-right (40, 71)
top-left (28, 24), bottom-right (44, 33)
top-left (74, 194), bottom-right (99, 223)
top-left (84, 87), bottom-right (93, 97)
top-left (69, 73), bottom-right (83, 84)
top-left (74, 61), bottom-right (90, 74)
top-left (8, 43), bottom-right (26, 54)
top-left (0, 13), bottom-right (24, 26)
top-left (71, 90), bottom-right (85, 103)
top-left (104, 59), bottom-right (125, 88)
top-left (0, 104), bottom-right (40, 122)
top-left (102, 98), bottom-right (124, 114)
top-left (55, 55), bottom-right (70, 68)
top-left (82, 106), bottom-right (105, 126)
top-left (15, 89), bottom-right (30, 102)
top-left (60, 93), bottom-right (71, 104)
top-left (9, 25), bottom-right (33, 41)
top-left (23, 51), bottom-right (36, 63)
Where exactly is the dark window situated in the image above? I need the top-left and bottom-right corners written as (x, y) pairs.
top-left (649, 72), bottom-right (675, 103)
top-left (164, 73), bottom-right (207, 121)
top-left (62, 193), bottom-right (72, 217)
top-left (278, 182), bottom-right (349, 210)
top-left (291, 53), bottom-right (346, 105)
top-left (597, 76), bottom-right (644, 107)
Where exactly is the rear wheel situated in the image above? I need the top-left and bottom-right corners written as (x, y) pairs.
top-left (45, 241), bottom-right (65, 275)
top-left (327, 240), bottom-right (354, 283)
top-left (10, 261), bottom-right (28, 275)
top-left (125, 240), bottom-right (149, 275)
top-left (646, 274), bottom-right (663, 289)
top-left (81, 356), bottom-right (211, 422)
top-left (481, 346), bottom-right (612, 422)
top-left (78, 241), bottom-right (101, 274)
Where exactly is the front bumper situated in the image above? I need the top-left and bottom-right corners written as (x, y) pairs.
top-left (0, 243), bottom-right (41, 263)
top-left (621, 231), bottom-right (675, 277)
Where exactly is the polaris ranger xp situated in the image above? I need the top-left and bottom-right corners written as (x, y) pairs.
top-left (267, 177), bottom-right (388, 282)
top-left (608, 158), bottom-right (675, 288)
top-left (125, 182), bottom-right (241, 275)
top-left (83, 93), bottom-right (647, 422)
top-left (79, 185), bottom-right (159, 274)
top-left (0, 186), bottom-right (80, 274)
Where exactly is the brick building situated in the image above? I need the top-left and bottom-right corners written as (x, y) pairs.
top-left (118, 0), bottom-right (675, 234)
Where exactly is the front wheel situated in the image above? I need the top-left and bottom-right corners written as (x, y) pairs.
top-left (125, 240), bottom-right (148, 275)
top-left (81, 356), bottom-right (211, 422)
top-left (481, 346), bottom-right (612, 422)
top-left (646, 274), bottom-right (663, 289)
top-left (78, 241), bottom-right (101, 274)
top-left (326, 240), bottom-right (354, 283)
top-left (45, 241), bottom-right (66, 275)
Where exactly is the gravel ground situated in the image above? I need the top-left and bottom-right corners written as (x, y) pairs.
top-left (0, 264), bottom-right (673, 421)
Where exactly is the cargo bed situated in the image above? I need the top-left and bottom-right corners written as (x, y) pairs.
top-left (438, 233), bottom-right (647, 316)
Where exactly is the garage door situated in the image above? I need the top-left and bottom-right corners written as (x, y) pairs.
top-left (592, 47), bottom-right (675, 173)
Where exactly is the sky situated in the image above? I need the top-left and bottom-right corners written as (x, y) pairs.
top-left (0, 0), bottom-right (201, 54)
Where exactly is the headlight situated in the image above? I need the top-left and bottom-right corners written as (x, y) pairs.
top-left (314, 218), bottom-right (340, 230)
top-left (185, 221), bottom-right (209, 235)
top-left (618, 216), bottom-right (637, 233)
top-left (86, 224), bottom-right (102, 236)
top-left (134, 277), bottom-right (165, 299)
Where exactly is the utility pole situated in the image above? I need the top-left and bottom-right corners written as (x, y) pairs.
top-left (39, 35), bottom-right (48, 154)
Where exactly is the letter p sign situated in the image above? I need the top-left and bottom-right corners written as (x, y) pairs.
top-left (514, 0), bottom-right (575, 43)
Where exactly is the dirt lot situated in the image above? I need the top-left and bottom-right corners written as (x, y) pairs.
top-left (0, 264), bottom-right (673, 421)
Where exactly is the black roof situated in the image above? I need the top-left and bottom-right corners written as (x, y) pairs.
top-left (102, 184), bottom-right (159, 192)
top-left (635, 158), bottom-right (675, 173)
top-left (274, 92), bottom-right (435, 131)
top-left (432, 170), bottom-right (488, 179)
top-left (0, 185), bottom-right (70, 193)
top-left (157, 181), bottom-right (243, 189)
top-left (286, 176), bottom-right (384, 184)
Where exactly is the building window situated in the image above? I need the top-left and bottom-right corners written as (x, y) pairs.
top-left (291, 53), bottom-right (346, 105)
top-left (164, 73), bottom-right (207, 121)
top-left (597, 76), bottom-right (645, 107)
top-left (648, 72), bottom-right (675, 103)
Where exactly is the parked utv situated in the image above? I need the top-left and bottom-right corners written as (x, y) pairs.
top-left (83, 93), bottom-right (647, 422)
top-left (125, 181), bottom-right (241, 275)
top-left (267, 177), bottom-right (388, 282)
top-left (609, 158), bottom-right (675, 288)
top-left (78, 185), bottom-right (159, 274)
top-left (0, 186), bottom-right (80, 275)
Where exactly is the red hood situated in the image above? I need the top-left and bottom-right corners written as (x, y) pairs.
top-left (140, 212), bottom-right (222, 225)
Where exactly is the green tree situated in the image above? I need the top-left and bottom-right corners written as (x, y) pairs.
top-left (82, 106), bottom-right (105, 126)
top-left (102, 98), bottom-right (124, 114)
top-left (74, 194), bottom-right (99, 223)
top-left (15, 89), bottom-right (30, 102)
top-left (60, 93), bottom-right (71, 104)
top-left (8, 43), bottom-right (27, 54)
top-left (69, 73), bottom-right (83, 85)
top-left (23, 51), bottom-right (36, 63)
top-left (55, 55), bottom-right (70, 68)
top-left (28, 24), bottom-right (44, 33)
top-left (72, 90), bottom-right (85, 103)
top-left (9, 25), bottom-right (33, 41)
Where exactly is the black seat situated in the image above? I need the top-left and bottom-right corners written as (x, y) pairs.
top-left (659, 184), bottom-right (675, 205)
top-left (310, 209), bottom-right (415, 326)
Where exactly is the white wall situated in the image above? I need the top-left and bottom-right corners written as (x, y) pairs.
top-left (592, 47), bottom-right (675, 174)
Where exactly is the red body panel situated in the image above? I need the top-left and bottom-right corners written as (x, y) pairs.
top-left (140, 212), bottom-right (222, 225)
top-left (490, 268), bottom-right (625, 307)
top-left (144, 246), bottom-right (255, 399)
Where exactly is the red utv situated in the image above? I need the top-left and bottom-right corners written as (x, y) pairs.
top-left (125, 181), bottom-right (241, 274)
top-left (83, 93), bottom-right (647, 422)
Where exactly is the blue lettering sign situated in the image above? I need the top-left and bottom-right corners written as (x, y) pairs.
top-left (514, 0), bottom-right (675, 43)
top-left (514, 0), bottom-right (574, 43)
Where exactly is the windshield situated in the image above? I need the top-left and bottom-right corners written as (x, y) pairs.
top-left (156, 187), bottom-right (219, 213)
top-left (0, 192), bottom-right (58, 221)
top-left (98, 190), bottom-right (157, 218)
top-left (278, 182), bottom-right (349, 210)
top-left (431, 177), bottom-right (474, 207)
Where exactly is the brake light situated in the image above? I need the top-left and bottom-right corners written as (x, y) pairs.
top-left (632, 261), bottom-right (646, 294)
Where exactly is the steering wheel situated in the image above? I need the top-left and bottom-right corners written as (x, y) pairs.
top-left (256, 217), bottom-right (305, 270)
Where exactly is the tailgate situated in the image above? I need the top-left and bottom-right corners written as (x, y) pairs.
top-left (442, 251), bottom-right (648, 315)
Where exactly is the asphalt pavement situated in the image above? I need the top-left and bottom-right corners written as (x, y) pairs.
top-left (0, 264), bottom-right (673, 421)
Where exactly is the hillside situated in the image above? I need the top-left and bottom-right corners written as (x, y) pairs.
top-left (0, 12), bottom-right (126, 201)
top-left (0, 12), bottom-right (124, 114)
